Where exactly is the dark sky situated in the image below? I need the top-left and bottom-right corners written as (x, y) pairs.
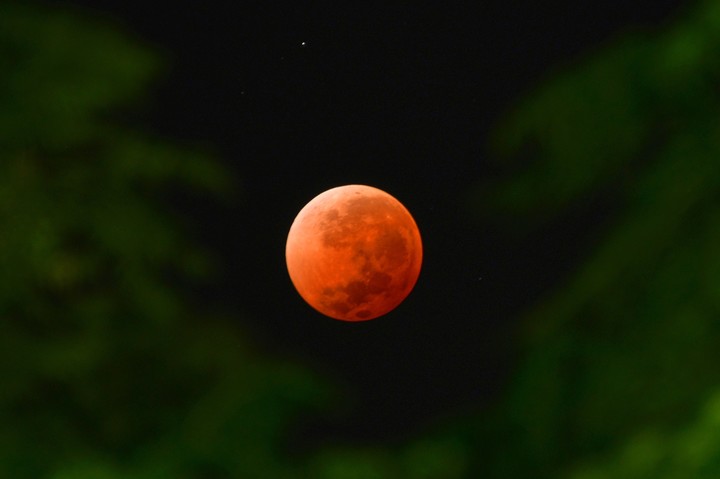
top-left (63, 0), bottom-right (687, 442)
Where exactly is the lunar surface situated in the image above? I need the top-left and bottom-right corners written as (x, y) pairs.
top-left (286, 185), bottom-right (422, 321)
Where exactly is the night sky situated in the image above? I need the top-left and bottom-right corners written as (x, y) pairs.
top-left (62, 0), bottom-right (687, 442)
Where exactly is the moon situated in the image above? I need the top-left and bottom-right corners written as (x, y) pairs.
top-left (286, 185), bottom-right (422, 321)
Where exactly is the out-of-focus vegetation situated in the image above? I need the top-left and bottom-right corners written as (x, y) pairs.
top-left (4, 0), bottom-right (720, 477)
top-left (0, 3), bottom-right (330, 478)
top-left (469, 0), bottom-right (720, 477)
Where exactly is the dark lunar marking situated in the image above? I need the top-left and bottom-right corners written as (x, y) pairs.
top-left (353, 247), bottom-right (371, 266)
top-left (342, 271), bottom-right (393, 307)
top-left (344, 281), bottom-right (371, 306)
top-left (374, 229), bottom-right (408, 267)
top-left (321, 210), bottom-right (365, 249)
top-left (321, 195), bottom-right (402, 250)
top-left (367, 271), bottom-right (392, 293)
top-left (328, 300), bottom-right (351, 315)
top-left (356, 310), bottom-right (372, 319)
top-left (324, 209), bottom-right (339, 222)
top-left (320, 209), bottom-right (345, 248)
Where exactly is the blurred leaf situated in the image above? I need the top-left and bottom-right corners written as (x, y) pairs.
top-left (309, 447), bottom-right (394, 479)
top-left (401, 438), bottom-right (468, 479)
top-left (0, 3), bottom-right (159, 150)
top-left (568, 392), bottom-right (720, 479)
top-left (0, 3), bottom-right (328, 478)
top-left (469, 0), bottom-right (720, 477)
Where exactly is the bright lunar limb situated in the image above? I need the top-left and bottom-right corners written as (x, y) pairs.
top-left (286, 185), bottom-right (422, 321)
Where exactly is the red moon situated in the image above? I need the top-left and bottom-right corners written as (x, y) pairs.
top-left (286, 185), bottom-right (422, 321)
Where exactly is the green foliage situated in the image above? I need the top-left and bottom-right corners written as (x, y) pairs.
top-left (0, 3), bottom-right (157, 150)
top-left (0, 3), bottom-right (329, 478)
top-left (305, 437), bottom-right (468, 479)
top-left (569, 391), bottom-right (720, 479)
top-left (471, 0), bottom-right (720, 476)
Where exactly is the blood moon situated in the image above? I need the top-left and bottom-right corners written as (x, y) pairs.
top-left (286, 185), bottom-right (422, 321)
